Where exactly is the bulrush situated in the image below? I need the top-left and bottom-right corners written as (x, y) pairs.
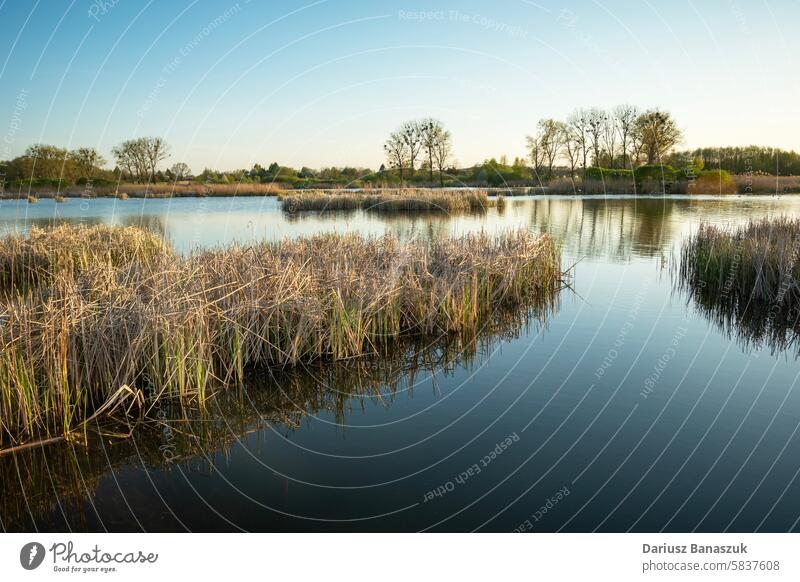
top-left (280, 188), bottom-right (495, 213)
top-left (0, 225), bottom-right (562, 444)
top-left (681, 218), bottom-right (800, 305)
top-left (679, 218), bottom-right (800, 353)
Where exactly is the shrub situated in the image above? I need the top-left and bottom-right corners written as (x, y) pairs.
top-left (585, 167), bottom-right (634, 181)
top-left (689, 170), bottom-right (737, 195)
top-left (634, 164), bottom-right (677, 184)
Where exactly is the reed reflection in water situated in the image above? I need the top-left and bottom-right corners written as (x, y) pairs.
top-left (0, 303), bottom-right (546, 532)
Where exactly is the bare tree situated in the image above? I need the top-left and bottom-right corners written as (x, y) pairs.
top-left (566, 109), bottom-right (590, 179)
top-left (537, 119), bottom-right (563, 180)
top-left (629, 120), bottom-right (647, 169)
top-left (585, 108), bottom-right (606, 167)
top-left (602, 114), bottom-right (618, 168)
top-left (112, 137), bottom-right (169, 183)
top-left (112, 139), bottom-right (147, 183)
top-left (383, 130), bottom-right (409, 182)
top-left (561, 123), bottom-right (581, 182)
top-left (143, 137), bottom-right (170, 180)
top-left (171, 162), bottom-right (191, 180)
top-left (420, 118), bottom-right (445, 183)
top-left (431, 128), bottom-right (452, 187)
top-left (526, 133), bottom-right (547, 184)
top-left (636, 109), bottom-right (682, 164)
top-left (614, 104), bottom-right (639, 169)
top-left (400, 120), bottom-right (423, 176)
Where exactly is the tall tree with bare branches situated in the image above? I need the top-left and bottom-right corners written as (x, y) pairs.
top-left (431, 127), bottom-right (452, 187)
top-left (602, 114), bottom-right (618, 168)
top-left (614, 104), bottom-right (639, 169)
top-left (536, 119), bottom-right (564, 180)
top-left (561, 123), bottom-right (581, 182)
top-left (384, 130), bottom-right (409, 182)
top-left (420, 118), bottom-right (445, 183)
top-left (585, 108), bottom-right (606, 167)
top-left (400, 120), bottom-right (423, 176)
top-left (567, 109), bottom-right (590, 179)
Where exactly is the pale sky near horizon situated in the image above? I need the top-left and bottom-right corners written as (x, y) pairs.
top-left (1, 0), bottom-right (798, 172)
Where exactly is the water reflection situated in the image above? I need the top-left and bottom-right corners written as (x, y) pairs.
top-left (0, 308), bottom-right (541, 532)
top-left (3, 195), bottom-right (799, 260)
top-left (5, 195), bottom-right (800, 532)
top-left (679, 263), bottom-right (800, 357)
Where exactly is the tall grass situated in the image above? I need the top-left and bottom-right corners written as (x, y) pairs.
top-left (0, 225), bottom-right (561, 445)
top-left (4, 182), bottom-right (283, 199)
top-left (733, 174), bottom-right (800, 195)
top-left (0, 225), bottom-right (170, 296)
top-left (545, 177), bottom-right (637, 195)
top-left (679, 218), bottom-right (800, 352)
top-left (280, 188), bottom-right (495, 212)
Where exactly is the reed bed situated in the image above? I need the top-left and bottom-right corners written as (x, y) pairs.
top-left (3, 182), bottom-right (283, 199)
top-left (0, 224), bottom-right (170, 296)
top-left (280, 188), bottom-right (495, 213)
top-left (679, 218), bottom-right (800, 353)
top-left (115, 183), bottom-right (282, 197)
top-left (733, 174), bottom-right (800, 194)
top-left (0, 225), bottom-right (561, 445)
top-left (681, 218), bottom-right (800, 304)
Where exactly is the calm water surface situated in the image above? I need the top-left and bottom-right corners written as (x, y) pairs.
top-left (3, 195), bottom-right (800, 532)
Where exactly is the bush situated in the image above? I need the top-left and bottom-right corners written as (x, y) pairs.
top-left (689, 170), bottom-right (737, 195)
top-left (76, 177), bottom-right (117, 187)
top-left (634, 165), bottom-right (678, 184)
top-left (585, 167), bottom-right (634, 181)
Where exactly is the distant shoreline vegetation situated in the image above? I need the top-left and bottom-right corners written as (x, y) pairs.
top-left (1, 107), bottom-right (799, 197)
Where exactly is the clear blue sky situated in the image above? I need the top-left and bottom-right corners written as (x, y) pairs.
top-left (1, 0), bottom-right (798, 172)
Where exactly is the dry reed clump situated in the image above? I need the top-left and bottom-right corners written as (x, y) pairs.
top-left (0, 224), bottom-right (171, 295)
top-left (681, 218), bottom-right (800, 304)
top-left (688, 173), bottom-right (737, 195)
top-left (680, 218), bottom-right (800, 353)
top-left (6, 182), bottom-right (283, 200)
top-left (27, 195), bottom-right (38, 204)
top-left (0, 226), bottom-right (561, 445)
top-left (733, 174), bottom-right (800, 195)
top-left (280, 188), bottom-right (494, 213)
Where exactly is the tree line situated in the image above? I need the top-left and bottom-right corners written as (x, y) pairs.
top-left (667, 146), bottom-right (800, 176)
top-left (525, 106), bottom-right (683, 181)
top-left (3, 116), bottom-right (800, 193)
top-left (0, 138), bottom-right (189, 187)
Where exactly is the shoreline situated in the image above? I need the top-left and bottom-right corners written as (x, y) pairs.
top-left (3, 189), bottom-right (799, 202)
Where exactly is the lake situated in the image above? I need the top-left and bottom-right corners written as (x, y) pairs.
top-left (2, 194), bottom-right (800, 532)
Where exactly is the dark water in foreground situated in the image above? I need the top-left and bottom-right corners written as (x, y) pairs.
top-left (3, 194), bottom-right (800, 532)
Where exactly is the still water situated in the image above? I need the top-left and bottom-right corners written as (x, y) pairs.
top-left (2, 194), bottom-right (800, 532)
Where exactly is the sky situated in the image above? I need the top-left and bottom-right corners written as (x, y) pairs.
top-left (1, 0), bottom-right (798, 172)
